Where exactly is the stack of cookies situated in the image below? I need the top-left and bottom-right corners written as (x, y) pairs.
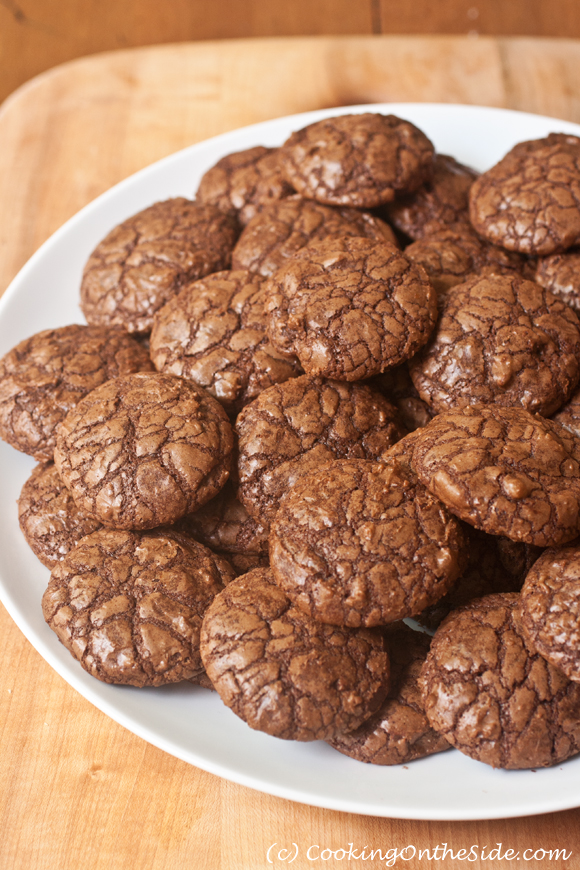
top-left (7, 111), bottom-right (580, 772)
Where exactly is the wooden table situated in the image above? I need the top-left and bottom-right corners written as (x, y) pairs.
top-left (2, 35), bottom-right (580, 869)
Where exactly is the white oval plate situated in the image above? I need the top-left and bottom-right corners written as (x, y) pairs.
top-left (2, 103), bottom-right (580, 821)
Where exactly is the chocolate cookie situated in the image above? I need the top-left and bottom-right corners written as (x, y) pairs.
top-left (196, 146), bottom-right (294, 226)
top-left (54, 372), bottom-right (234, 530)
top-left (42, 528), bottom-right (227, 686)
top-left (279, 113), bottom-right (434, 208)
top-left (80, 198), bottom-right (239, 334)
top-left (149, 270), bottom-right (301, 414)
top-left (0, 324), bottom-right (153, 461)
top-left (266, 236), bottom-right (437, 381)
top-left (384, 154), bottom-right (478, 240)
top-left (18, 462), bottom-right (102, 569)
top-left (236, 375), bottom-right (405, 524)
top-left (404, 224), bottom-right (526, 302)
top-left (200, 568), bottom-right (390, 740)
top-left (370, 366), bottom-right (432, 432)
top-left (519, 545), bottom-right (580, 682)
top-left (180, 480), bottom-right (269, 557)
top-left (231, 196), bottom-right (398, 278)
top-left (409, 273), bottom-right (580, 417)
top-left (535, 249), bottom-right (580, 311)
top-left (269, 458), bottom-right (466, 627)
top-left (469, 134), bottom-right (580, 256)
top-left (416, 525), bottom-right (541, 631)
top-left (420, 593), bottom-right (580, 769)
top-left (327, 624), bottom-right (450, 764)
top-left (412, 405), bottom-right (580, 547)
top-left (552, 383), bottom-right (580, 438)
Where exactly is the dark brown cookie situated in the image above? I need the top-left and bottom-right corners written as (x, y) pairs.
top-left (236, 375), bottom-right (406, 524)
top-left (412, 405), bottom-right (580, 547)
top-left (420, 593), bottom-right (580, 769)
top-left (54, 372), bottom-right (234, 530)
top-left (42, 528), bottom-right (226, 686)
top-left (384, 154), bottom-right (478, 240)
top-left (180, 480), bottom-right (269, 557)
top-left (266, 236), bottom-right (437, 381)
top-left (469, 134), bottom-right (580, 256)
top-left (0, 325), bottom-right (153, 462)
top-left (80, 198), bottom-right (239, 335)
top-left (369, 365), bottom-right (432, 431)
top-left (535, 249), bottom-right (580, 311)
top-left (404, 224), bottom-right (526, 303)
top-left (196, 146), bottom-right (294, 226)
top-left (269, 458), bottom-right (466, 627)
top-left (149, 269), bottom-right (301, 414)
top-left (327, 624), bottom-right (450, 764)
top-left (218, 551), bottom-right (270, 576)
top-left (416, 525), bottom-right (541, 630)
top-left (200, 567), bottom-right (390, 740)
top-left (18, 462), bottom-right (102, 569)
top-left (552, 383), bottom-right (580, 438)
top-left (279, 113), bottom-right (434, 208)
top-left (519, 545), bottom-right (580, 682)
top-left (231, 196), bottom-right (398, 278)
top-left (409, 273), bottom-right (580, 417)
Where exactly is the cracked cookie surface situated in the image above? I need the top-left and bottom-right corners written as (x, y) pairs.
top-left (535, 249), bottom-right (580, 311)
top-left (269, 457), bottom-right (466, 627)
top-left (404, 224), bottom-right (525, 302)
top-left (236, 374), bottom-right (405, 525)
top-left (327, 624), bottom-right (450, 764)
top-left (519, 545), bottom-right (580, 682)
top-left (196, 146), bottom-right (294, 226)
top-left (412, 405), bottom-right (580, 547)
top-left (420, 593), bottom-right (580, 768)
top-left (54, 372), bottom-right (234, 529)
top-left (0, 324), bottom-right (153, 462)
top-left (384, 154), bottom-right (477, 240)
top-left (266, 236), bottom-right (437, 381)
top-left (149, 269), bottom-right (301, 414)
top-left (231, 195), bottom-right (397, 277)
top-left (80, 198), bottom-right (239, 334)
top-left (409, 273), bottom-right (580, 416)
top-left (200, 567), bottom-right (390, 740)
top-left (18, 462), bottom-right (103, 569)
top-left (42, 528), bottom-right (227, 686)
top-left (279, 113), bottom-right (434, 208)
top-left (469, 134), bottom-right (580, 256)
top-left (180, 480), bottom-right (269, 556)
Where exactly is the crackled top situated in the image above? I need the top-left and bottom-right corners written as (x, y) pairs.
top-left (519, 545), bottom-right (580, 682)
top-left (0, 324), bottom-right (153, 462)
top-left (404, 224), bottom-right (526, 302)
top-left (266, 236), bottom-right (437, 381)
top-left (200, 568), bottom-right (390, 740)
top-left (80, 198), bottom-right (239, 334)
top-left (42, 528), bottom-right (227, 686)
top-left (327, 624), bottom-right (450, 764)
top-left (409, 273), bottom-right (580, 417)
top-left (412, 405), bottom-right (580, 547)
top-left (384, 154), bottom-right (477, 240)
top-left (231, 195), bottom-right (397, 277)
top-left (269, 458), bottom-right (466, 627)
top-left (535, 249), bottom-right (580, 311)
top-left (235, 374), bottom-right (405, 524)
top-left (469, 133), bottom-right (580, 256)
top-left (279, 113), bottom-right (434, 208)
top-left (196, 146), bottom-right (294, 226)
top-left (18, 462), bottom-right (103, 569)
top-left (54, 372), bottom-right (234, 530)
top-left (149, 269), bottom-right (301, 414)
top-left (420, 593), bottom-right (580, 769)
top-left (180, 480), bottom-right (269, 556)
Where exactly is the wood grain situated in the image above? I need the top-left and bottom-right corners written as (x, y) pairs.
top-left (3, 0), bottom-right (580, 105)
top-left (2, 35), bottom-right (580, 870)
